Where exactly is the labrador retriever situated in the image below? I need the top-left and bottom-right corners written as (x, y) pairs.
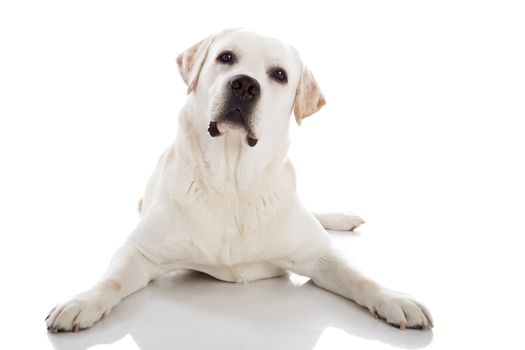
top-left (46, 29), bottom-right (433, 333)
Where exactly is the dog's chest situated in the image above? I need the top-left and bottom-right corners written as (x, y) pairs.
top-left (184, 192), bottom-right (286, 266)
top-left (164, 150), bottom-right (297, 267)
top-left (202, 202), bottom-right (269, 265)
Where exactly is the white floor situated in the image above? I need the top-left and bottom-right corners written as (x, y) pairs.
top-left (7, 216), bottom-right (525, 350)
top-left (2, 134), bottom-right (524, 350)
top-left (2, 2), bottom-right (525, 348)
top-left (43, 264), bottom-right (436, 350)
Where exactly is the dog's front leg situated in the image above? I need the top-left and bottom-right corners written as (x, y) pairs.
top-left (45, 242), bottom-right (165, 332)
top-left (277, 248), bottom-right (433, 330)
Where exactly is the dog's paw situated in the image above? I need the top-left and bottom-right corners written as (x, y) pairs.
top-left (368, 290), bottom-right (433, 330)
top-left (46, 292), bottom-right (111, 333)
top-left (316, 212), bottom-right (365, 231)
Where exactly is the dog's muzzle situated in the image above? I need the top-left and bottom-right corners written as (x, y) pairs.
top-left (208, 74), bottom-right (260, 147)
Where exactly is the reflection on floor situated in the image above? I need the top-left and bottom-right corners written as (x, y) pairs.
top-left (47, 267), bottom-right (433, 350)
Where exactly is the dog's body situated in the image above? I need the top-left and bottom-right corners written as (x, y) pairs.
top-left (46, 29), bottom-right (432, 333)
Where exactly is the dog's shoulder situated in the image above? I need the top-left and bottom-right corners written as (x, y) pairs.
top-left (138, 145), bottom-right (176, 215)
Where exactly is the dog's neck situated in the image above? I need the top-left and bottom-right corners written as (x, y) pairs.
top-left (177, 103), bottom-right (291, 195)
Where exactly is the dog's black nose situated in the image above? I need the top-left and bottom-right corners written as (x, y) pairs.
top-left (230, 75), bottom-right (260, 100)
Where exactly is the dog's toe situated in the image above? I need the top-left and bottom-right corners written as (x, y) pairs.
top-left (316, 213), bottom-right (365, 231)
top-left (370, 291), bottom-right (433, 330)
top-left (46, 295), bottom-right (110, 333)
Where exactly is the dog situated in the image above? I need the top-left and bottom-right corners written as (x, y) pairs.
top-left (46, 29), bottom-right (433, 333)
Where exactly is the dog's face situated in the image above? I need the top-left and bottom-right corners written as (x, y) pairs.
top-left (177, 29), bottom-right (325, 147)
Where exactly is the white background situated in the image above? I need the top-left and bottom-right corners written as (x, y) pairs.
top-left (1, 1), bottom-right (524, 349)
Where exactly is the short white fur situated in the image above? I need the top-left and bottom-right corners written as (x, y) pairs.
top-left (46, 29), bottom-right (432, 333)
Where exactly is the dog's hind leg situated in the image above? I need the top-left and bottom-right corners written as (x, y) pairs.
top-left (313, 212), bottom-right (365, 231)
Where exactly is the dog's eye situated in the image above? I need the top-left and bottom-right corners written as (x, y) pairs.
top-left (269, 67), bottom-right (288, 84)
top-left (217, 51), bottom-right (235, 65)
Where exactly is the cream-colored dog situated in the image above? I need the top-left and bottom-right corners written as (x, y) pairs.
top-left (46, 29), bottom-right (433, 332)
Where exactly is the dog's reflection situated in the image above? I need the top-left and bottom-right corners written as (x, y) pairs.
top-left (47, 272), bottom-right (433, 350)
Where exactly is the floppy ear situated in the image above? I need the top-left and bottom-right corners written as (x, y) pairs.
top-left (176, 34), bottom-right (216, 94)
top-left (293, 66), bottom-right (326, 125)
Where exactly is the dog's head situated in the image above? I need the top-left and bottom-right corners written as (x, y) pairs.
top-left (176, 29), bottom-right (325, 147)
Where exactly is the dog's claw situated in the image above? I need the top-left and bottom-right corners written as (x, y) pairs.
top-left (399, 321), bottom-right (406, 330)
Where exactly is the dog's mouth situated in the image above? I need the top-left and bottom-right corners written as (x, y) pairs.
top-left (225, 108), bottom-right (245, 125)
top-left (208, 107), bottom-right (258, 147)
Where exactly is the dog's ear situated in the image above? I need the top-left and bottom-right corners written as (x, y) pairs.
top-left (293, 66), bottom-right (326, 125)
top-left (176, 35), bottom-right (216, 94)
